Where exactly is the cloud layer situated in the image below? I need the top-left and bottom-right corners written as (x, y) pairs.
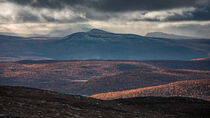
top-left (4, 0), bottom-right (210, 22)
top-left (0, 0), bottom-right (210, 38)
top-left (7, 0), bottom-right (210, 11)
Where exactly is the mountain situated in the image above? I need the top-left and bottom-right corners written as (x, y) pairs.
top-left (146, 32), bottom-right (195, 39)
top-left (1, 86), bottom-right (209, 118)
top-left (1, 60), bottom-right (210, 95)
top-left (91, 79), bottom-right (210, 100)
top-left (1, 29), bottom-right (210, 61)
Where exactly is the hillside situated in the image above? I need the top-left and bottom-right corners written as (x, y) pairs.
top-left (0, 86), bottom-right (209, 118)
top-left (91, 79), bottom-right (210, 100)
top-left (74, 69), bottom-right (210, 95)
top-left (0, 60), bottom-right (210, 95)
top-left (1, 29), bottom-right (210, 61)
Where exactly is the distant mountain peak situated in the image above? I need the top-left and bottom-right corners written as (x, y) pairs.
top-left (87, 29), bottom-right (111, 34)
top-left (146, 32), bottom-right (194, 39)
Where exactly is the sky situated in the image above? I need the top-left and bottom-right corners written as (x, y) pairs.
top-left (0, 0), bottom-right (210, 38)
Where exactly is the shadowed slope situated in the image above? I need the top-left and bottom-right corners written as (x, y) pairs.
top-left (0, 86), bottom-right (209, 118)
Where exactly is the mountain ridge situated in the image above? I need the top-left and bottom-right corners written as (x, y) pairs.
top-left (0, 29), bottom-right (210, 61)
top-left (146, 32), bottom-right (196, 39)
top-left (87, 29), bottom-right (112, 34)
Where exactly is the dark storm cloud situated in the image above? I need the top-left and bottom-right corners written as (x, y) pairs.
top-left (94, 0), bottom-right (200, 12)
top-left (190, 7), bottom-right (210, 21)
top-left (8, 0), bottom-right (210, 12)
top-left (13, 8), bottom-right (87, 23)
top-left (8, 0), bottom-right (86, 10)
top-left (4, 0), bottom-right (210, 22)
top-left (131, 6), bottom-right (210, 22)
top-left (16, 10), bottom-right (40, 22)
top-left (166, 6), bottom-right (210, 21)
top-left (41, 14), bottom-right (88, 23)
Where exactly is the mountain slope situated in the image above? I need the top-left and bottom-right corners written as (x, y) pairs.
top-left (146, 32), bottom-right (195, 39)
top-left (1, 29), bottom-right (210, 61)
top-left (91, 79), bottom-right (210, 100)
top-left (0, 86), bottom-right (209, 118)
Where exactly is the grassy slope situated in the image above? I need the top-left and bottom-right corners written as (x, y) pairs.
top-left (91, 79), bottom-right (210, 100)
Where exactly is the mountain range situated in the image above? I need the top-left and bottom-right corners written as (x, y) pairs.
top-left (0, 29), bottom-right (210, 61)
top-left (146, 32), bottom-right (196, 39)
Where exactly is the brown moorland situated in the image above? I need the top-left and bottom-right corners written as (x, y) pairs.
top-left (91, 79), bottom-right (210, 100)
top-left (0, 86), bottom-right (209, 118)
top-left (0, 60), bottom-right (210, 95)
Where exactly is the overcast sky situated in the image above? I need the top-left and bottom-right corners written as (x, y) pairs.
top-left (0, 0), bottom-right (210, 38)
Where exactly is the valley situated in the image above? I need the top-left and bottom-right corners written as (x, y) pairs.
top-left (0, 60), bottom-right (209, 98)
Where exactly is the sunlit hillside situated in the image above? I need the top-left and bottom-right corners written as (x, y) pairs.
top-left (91, 79), bottom-right (210, 100)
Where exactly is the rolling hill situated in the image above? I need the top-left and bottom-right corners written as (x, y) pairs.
top-left (91, 79), bottom-right (210, 100)
top-left (0, 60), bottom-right (210, 95)
top-left (0, 86), bottom-right (209, 118)
top-left (1, 29), bottom-right (210, 61)
top-left (71, 69), bottom-right (210, 95)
